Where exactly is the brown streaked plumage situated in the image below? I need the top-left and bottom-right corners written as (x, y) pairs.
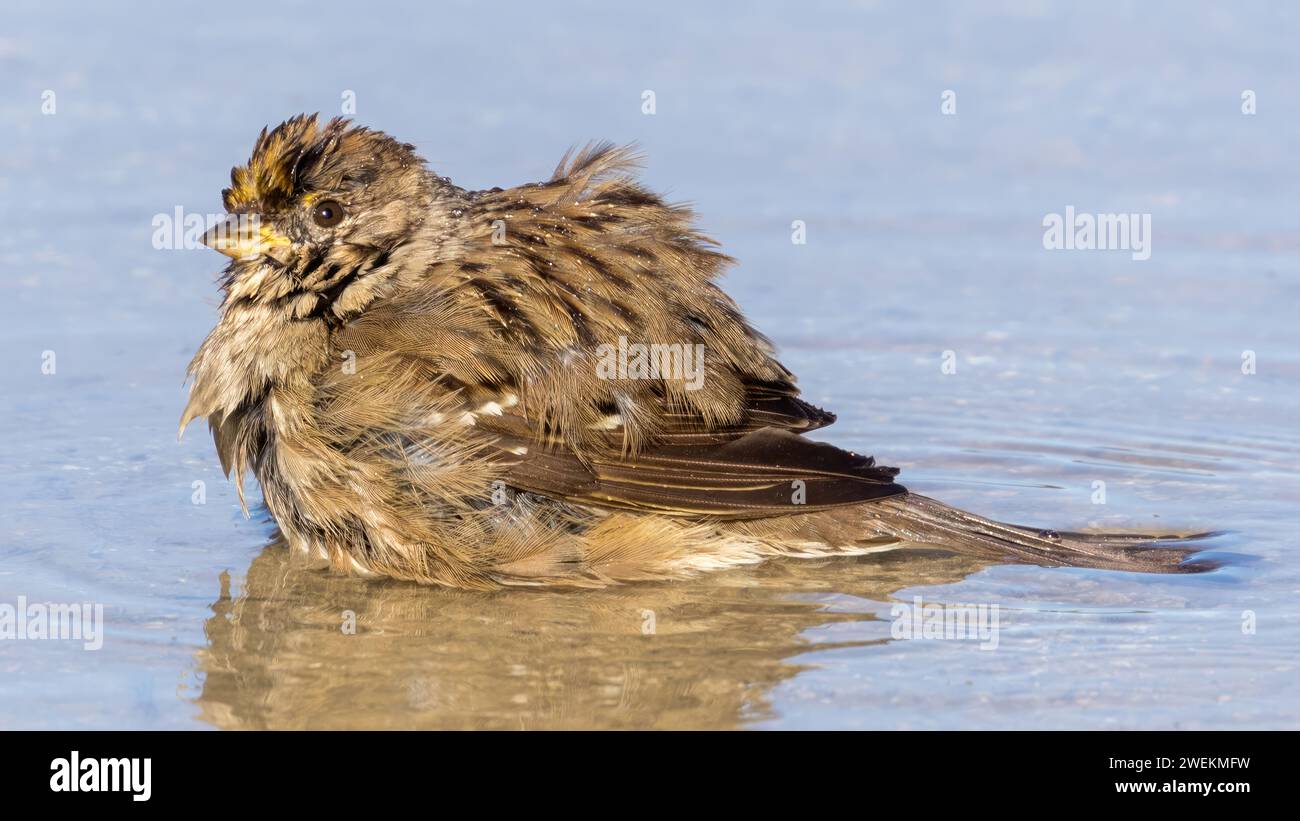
top-left (181, 114), bottom-right (1212, 589)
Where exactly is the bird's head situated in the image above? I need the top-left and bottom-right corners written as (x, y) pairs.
top-left (203, 114), bottom-right (460, 305)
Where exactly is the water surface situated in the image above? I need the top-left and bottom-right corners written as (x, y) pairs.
top-left (1, 0), bottom-right (1297, 729)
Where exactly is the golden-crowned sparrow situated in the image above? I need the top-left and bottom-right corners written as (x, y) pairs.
top-left (181, 115), bottom-right (1208, 588)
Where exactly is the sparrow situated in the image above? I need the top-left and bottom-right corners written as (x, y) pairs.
top-left (181, 115), bottom-right (1208, 589)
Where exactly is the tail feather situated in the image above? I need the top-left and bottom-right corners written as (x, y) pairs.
top-left (875, 494), bottom-right (1217, 574)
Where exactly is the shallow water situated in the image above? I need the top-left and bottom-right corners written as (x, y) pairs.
top-left (1, 1), bottom-right (1297, 729)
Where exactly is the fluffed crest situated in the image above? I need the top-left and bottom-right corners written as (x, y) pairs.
top-left (221, 114), bottom-right (422, 212)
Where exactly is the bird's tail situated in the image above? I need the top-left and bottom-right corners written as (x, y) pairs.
top-left (873, 493), bottom-right (1217, 574)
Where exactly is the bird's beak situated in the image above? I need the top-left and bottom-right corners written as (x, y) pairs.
top-left (201, 214), bottom-right (291, 260)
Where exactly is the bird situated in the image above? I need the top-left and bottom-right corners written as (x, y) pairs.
top-left (181, 114), bottom-right (1210, 589)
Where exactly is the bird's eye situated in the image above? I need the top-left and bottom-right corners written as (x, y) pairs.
top-left (312, 199), bottom-right (345, 227)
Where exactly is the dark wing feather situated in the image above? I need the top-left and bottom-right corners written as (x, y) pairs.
top-left (478, 410), bottom-right (904, 520)
top-left (652, 380), bottom-right (836, 444)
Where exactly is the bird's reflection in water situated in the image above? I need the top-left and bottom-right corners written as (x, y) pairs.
top-left (195, 537), bottom-right (997, 729)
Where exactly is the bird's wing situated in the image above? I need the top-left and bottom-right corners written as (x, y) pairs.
top-left (323, 141), bottom-right (904, 519)
top-left (328, 310), bottom-right (904, 520)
